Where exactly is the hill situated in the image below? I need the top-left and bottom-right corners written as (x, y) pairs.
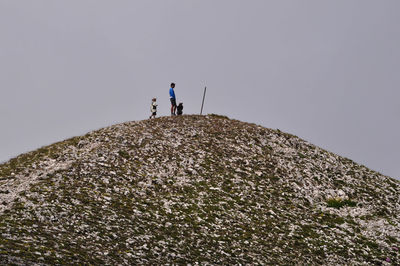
top-left (0, 114), bottom-right (399, 264)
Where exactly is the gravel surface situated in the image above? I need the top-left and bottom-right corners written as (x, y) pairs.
top-left (0, 114), bottom-right (398, 265)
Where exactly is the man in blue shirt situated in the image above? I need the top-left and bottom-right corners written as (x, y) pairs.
top-left (169, 83), bottom-right (177, 116)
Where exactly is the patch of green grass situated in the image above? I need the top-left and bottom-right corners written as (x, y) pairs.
top-left (298, 153), bottom-right (306, 159)
top-left (267, 176), bottom-right (279, 183)
top-left (209, 114), bottom-right (229, 119)
top-left (376, 207), bottom-right (390, 217)
top-left (386, 236), bottom-right (398, 244)
top-left (332, 179), bottom-right (346, 187)
top-left (326, 198), bottom-right (357, 208)
top-left (118, 150), bottom-right (130, 159)
top-left (301, 225), bottom-right (319, 239)
top-left (319, 212), bottom-right (346, 227)
top-left (366, 241), bottom-right (379, 249)
top-left (346, 170), bottom-right (355, 176)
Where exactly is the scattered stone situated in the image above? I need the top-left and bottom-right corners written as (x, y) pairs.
top-left (0, 114), bottom-right (398, 265)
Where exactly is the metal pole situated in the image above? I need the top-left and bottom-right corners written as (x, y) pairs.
top-left (200, 86), bottom-right (207, 115)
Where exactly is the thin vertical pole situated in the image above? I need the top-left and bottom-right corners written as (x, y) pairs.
top-left (200, 87), bottom-right (207, 115)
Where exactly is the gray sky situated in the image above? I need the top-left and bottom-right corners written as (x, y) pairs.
top-left (1, 0), bottom-right (399, 179)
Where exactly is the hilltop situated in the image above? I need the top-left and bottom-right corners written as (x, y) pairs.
top-left (0, 114), bottom-right (399, 265)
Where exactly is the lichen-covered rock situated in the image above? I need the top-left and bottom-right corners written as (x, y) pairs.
top-left (0, 114), bottom-right (398, 265)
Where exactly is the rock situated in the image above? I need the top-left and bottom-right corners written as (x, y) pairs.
top-left (0, 114), bottom-right (398, 265)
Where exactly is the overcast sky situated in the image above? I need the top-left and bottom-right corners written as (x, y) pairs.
top-left (0, 0), bottom-right (399, 179)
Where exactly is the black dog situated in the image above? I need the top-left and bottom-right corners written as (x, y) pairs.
top-left (177, 103), bottom-right (183, 115)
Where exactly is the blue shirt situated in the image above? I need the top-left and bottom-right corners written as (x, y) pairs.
top-left (169, 88), bottom-right (176, 99)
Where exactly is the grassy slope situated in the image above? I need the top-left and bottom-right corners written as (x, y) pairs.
top-left (0, 115), bottom-right (399, 265)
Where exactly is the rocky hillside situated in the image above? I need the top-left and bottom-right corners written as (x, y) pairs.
top-left (0, 114), bottom-right (399, 265)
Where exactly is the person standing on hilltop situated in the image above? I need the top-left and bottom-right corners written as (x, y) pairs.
top-left (149, 98), bottom-right (157, 119)
top-left (169, 83), bottom-right (177, 116)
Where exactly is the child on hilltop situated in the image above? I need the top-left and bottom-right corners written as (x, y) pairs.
top-left (177, 102), bottom-right (183, 116)
top-left (149, 98), bottom-right (158, 119)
